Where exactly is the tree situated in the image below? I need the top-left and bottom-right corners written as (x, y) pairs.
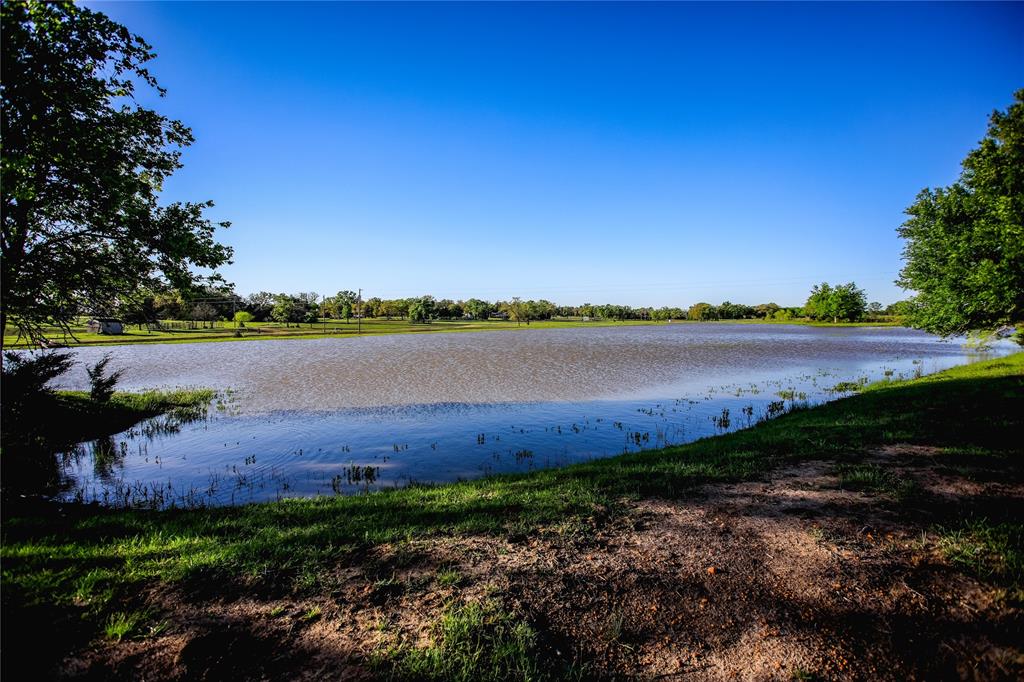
top-left (885, 300), bottom-right (916, 318)
top-left (803, 283), bottom-right (835, 321)
top-left (0, 2), bottom-right (232, 345)
top-left (408, 296), bottom-right (434, 323)
top-left (804, 282), bottom-right (866, 322)
top-left (233, 311), bottom-right (253, 327)
top-left (364, 297), bottom-right (383, 318)
top-left (122, 294), bottom-right (157, 329)
top-left (327, 290), bottom-right (357, 321)
top-left (246, 292), bottom-right (276, 321)
top-left (503, 297), bottom-right (530, 326)
top-left (717, 301), bottom-right (752, 320)
top-left (688, 302), bottom-right (716, 321)
top-left (190, 302), bottom-right (219, 329)
top-left (898, 90), bottom-right (1024, 339)
top-left (462, 298), bottom-right (492, 320)
top-left (271, 295), bottom-right (300, 327)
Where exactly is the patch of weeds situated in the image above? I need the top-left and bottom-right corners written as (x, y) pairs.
top-left (301, 605), bottom-right (322, 622)
top-left (935, 519), bottom-right (1023, 588)
top-left (836, 463), bottom-right (917, 500)
top-left (294, 569), bottom-right (320, 592)
top-left (371, 575), bottom-right (405, 604)
top-left (809, 526), bottom-right (843, 546)
top-left (73, 568), bottom-right (115, 608)
top-left (603, 608), bottom-right (627, 644)
top-left (436, 567), bottom-right (463, 588)
top-left (269, 605), bottom-right (287, 618)
top-left (373, 598), bottom-right (553, 681)
top-left (104, 611), bottom-right (145, 641)
top-left (829, 378), bottom-right (867, 393)
top-left (791, 668), bottom-right (817, 681)
top-left (144, 620), bottom-right (170, 638)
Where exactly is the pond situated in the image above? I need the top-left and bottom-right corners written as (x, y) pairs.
top-left (51, 324), bottom-right (1012, 508)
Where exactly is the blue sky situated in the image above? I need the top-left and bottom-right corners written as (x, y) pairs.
top-left (86, 1), bottom-right (1023, 307)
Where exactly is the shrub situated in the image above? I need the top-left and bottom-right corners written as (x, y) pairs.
top-left (86, 355), bottom-right (124, 404)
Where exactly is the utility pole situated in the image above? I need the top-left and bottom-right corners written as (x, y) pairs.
top-left (357, 288), bottom-right (362, 335)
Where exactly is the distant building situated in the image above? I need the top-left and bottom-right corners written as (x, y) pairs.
top-left (86, 318), bottom-right (124, 335)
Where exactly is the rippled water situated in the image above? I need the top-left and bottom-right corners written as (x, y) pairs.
top-left (51, 324), bottom-right (1011, 507)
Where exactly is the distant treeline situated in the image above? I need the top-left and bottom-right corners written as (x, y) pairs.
top-left (107, 284), bottom-right (909, 326)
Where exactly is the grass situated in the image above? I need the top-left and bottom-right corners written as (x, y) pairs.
top-left (372, 598), bottom-right (556, 682)
top-left (1, 353), bottom-right (1021, 669)
top-left (2, 316), bottom-right (900, 349)
top-left (104, 610), bottom-right (145, 641)
top-left (437, 568), bottom-right (463, 588)
top-left (14, 387), bottom-right (217, 451)
top-left (935, 518), bottom-right (1023, 587)
top-left (835, 463), bottom-right (918, 499)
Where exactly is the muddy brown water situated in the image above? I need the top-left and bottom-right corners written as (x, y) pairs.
top-left (48, 324), bottom-right (1013, 507)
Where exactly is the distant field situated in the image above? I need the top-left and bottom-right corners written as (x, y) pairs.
top-left (2, 316), bottom-right (901, 348)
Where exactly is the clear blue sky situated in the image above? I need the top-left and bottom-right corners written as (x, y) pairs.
top-left (86, 1), bottom-right (1022, 307)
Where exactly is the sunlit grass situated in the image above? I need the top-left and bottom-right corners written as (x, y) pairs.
top-left (936, 519), bottom-right (1023, 587)
top-left (372, 598), bottom-right (559, 681)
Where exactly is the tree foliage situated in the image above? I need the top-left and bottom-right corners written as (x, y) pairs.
top-left (0, 1), bottom-right (232, 344)
top-left (85, 354), bottom-right (123, 403)
top-left (408, 296), bottom-right (435, 323)
top-left (804, 282), bottom-right (867, 322)
top-left (270, 295), bottom-right (301, 326)
top-left (898, 90), bottom-right (1024, 337)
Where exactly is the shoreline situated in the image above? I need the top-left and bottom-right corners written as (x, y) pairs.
top-left (2, 317), bottom-right (903, 350)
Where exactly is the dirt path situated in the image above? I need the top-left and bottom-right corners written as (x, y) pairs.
top-left (60, 445), bottom-right (1023, 681)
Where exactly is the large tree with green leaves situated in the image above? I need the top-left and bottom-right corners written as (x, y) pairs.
top-left (1, 1), bottom-right (232, 345)
top-left (897, 90), bottom-right (1023, 339)
top-left (804, 282), bottom-right (866, 323)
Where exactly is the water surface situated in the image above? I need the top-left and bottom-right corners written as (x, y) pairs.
top-left (52, 324), bottom-right (1011, 507)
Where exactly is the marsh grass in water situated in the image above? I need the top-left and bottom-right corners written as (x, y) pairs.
top-left (829, 377), bottom-right (869, 393)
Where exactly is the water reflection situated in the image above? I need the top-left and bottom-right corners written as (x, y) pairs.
top-left (51, 324), bottom-right (1015, 508)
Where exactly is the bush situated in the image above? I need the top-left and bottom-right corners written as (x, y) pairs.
top-left (86, 355), bottom-right (124, 404)
top-left (1, 350), bottom-right (75, 416)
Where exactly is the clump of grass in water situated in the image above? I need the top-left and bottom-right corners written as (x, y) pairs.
top-left (835, 463), bottom-right (917, 500)
top-left (829, 377), bottom-right (869, 393)
top-left (513, 449), bottom-right (533, 463)
top-left (763, 400), bottom-right (787, 420)
top-left (711, 408), bottom-right (731, 430)
top-left (374, 598), bottom-right (553, 681)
